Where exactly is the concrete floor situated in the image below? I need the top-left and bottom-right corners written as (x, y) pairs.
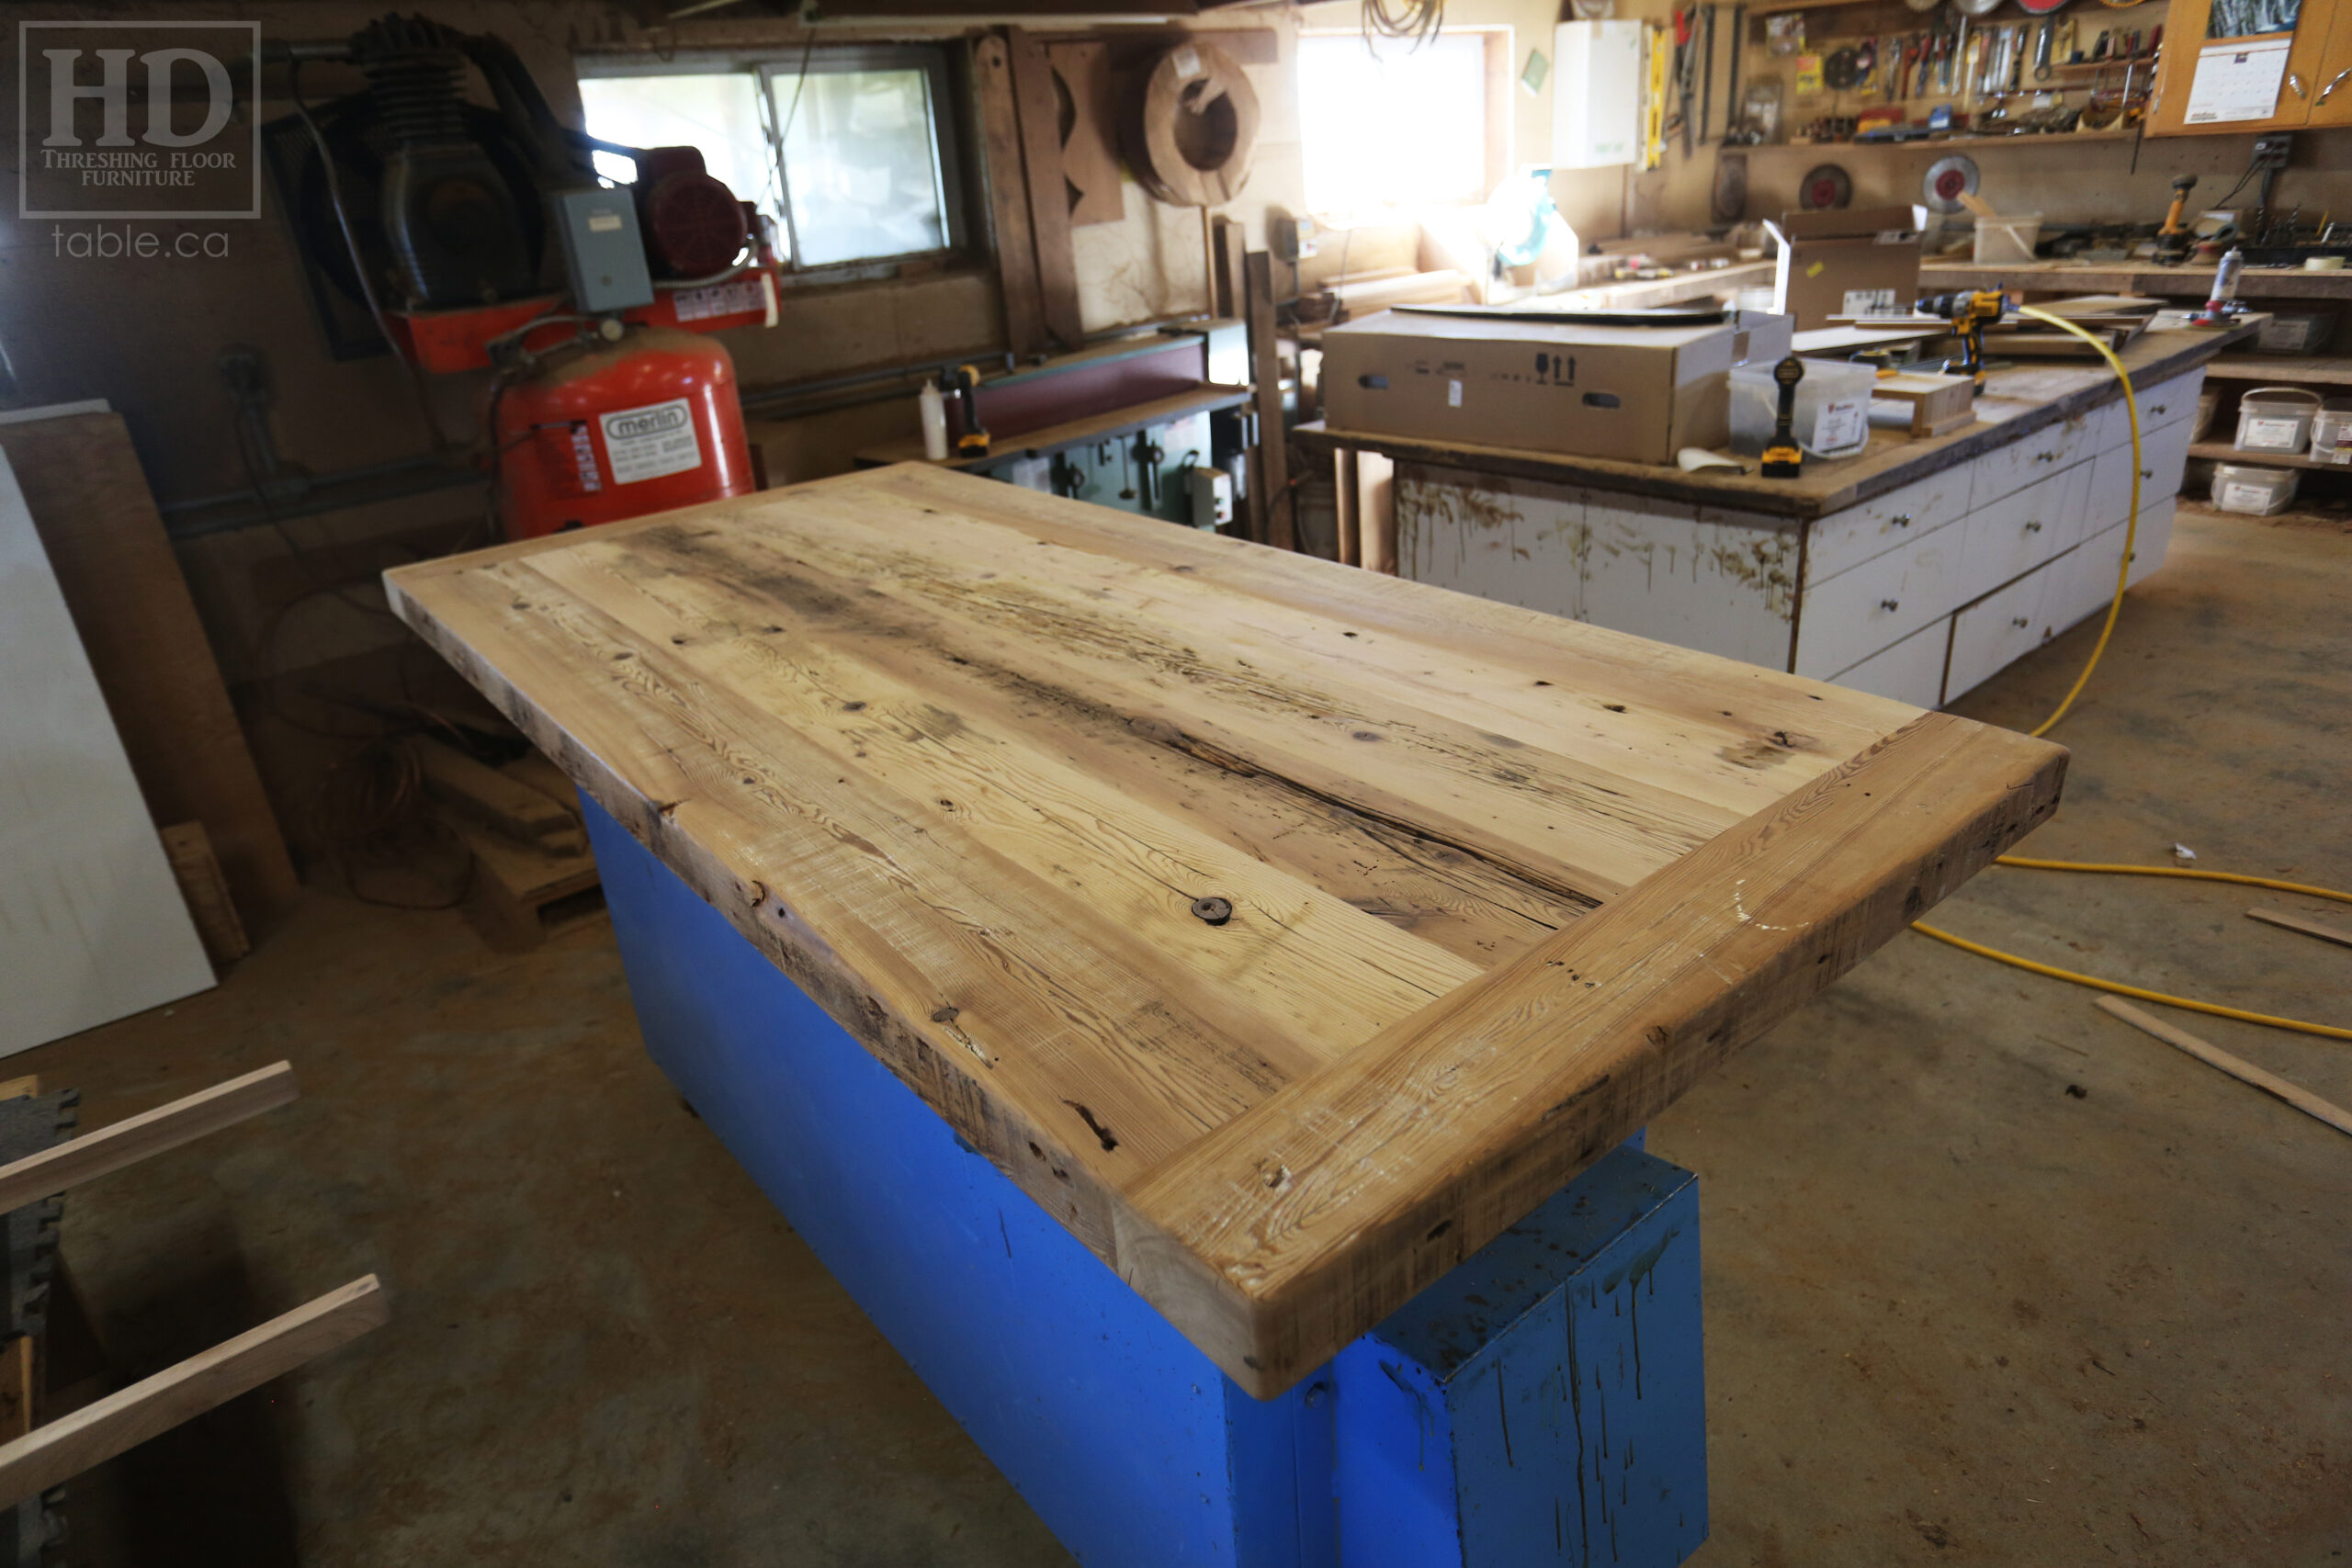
top-left (21, 503), bottom-right (2348, 1565)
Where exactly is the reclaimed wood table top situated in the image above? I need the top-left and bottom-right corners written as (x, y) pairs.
top-left (1295, 323), bottom-right (2253, 520)
top-left (387, 463), bottom-right (2066, 1396)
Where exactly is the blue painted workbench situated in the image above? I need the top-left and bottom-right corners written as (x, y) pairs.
top-left (386, 461), bottom-right (2063, 1567)
top-left (592, 799), bottom-right (1705, 1567)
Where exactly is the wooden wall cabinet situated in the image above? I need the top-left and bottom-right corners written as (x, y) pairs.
top-left (2149, 0), bottom-right (2350, 135)
top-left (2308, 0), bottom-right (2352, 123)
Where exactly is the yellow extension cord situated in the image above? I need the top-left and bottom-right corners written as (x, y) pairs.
top-left (1907, 305), bottom-right (2352, 1043)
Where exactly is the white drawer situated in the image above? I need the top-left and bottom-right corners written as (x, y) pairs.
top-left (1793, 518), bottom-right (1970, 678)
top-left (1804, 465), bottom-right (1974, 584)
top-left (2086, 413), bottom-right (2195, 533)
top-left (1828, 615), bottom-right (1952, 710)
top-left (2056, 499), bottom-right (2177, 628)
top-left (1958, 461), bottom-right (2091, 604)
top-left (1946, 557), bottom-right (2065, 703)
top-left (2094, 368), bottom-right (2207, 453)
top-left (1968, 412), bottom-right (2100, 512)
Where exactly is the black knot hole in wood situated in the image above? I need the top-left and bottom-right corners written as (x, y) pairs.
top-left (1192, 896), bottom-right (1234, 926)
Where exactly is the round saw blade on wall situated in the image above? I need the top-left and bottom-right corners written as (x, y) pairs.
top-left (1799, 164), bottom-right (1854, 211)
top-left (1923, 152), bottom-right (1981, 214)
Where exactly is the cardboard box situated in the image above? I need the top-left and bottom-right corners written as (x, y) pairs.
top-left (1318, 308), bottom-right (1793, 465)
top-left (1771, 206), bottom-right (1925, 331)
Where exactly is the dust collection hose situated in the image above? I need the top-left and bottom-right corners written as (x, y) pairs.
top-left (1905, 306), bottom-right (2351, 1042)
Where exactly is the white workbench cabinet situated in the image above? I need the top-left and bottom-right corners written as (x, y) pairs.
top-left (1390, 368), bottom-right (2203, 713)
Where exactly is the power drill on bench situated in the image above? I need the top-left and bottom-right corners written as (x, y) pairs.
top-left (1916, 288), bottom-right (2007, 392)
top-left (1761, 354), bottom-right (1805, 479)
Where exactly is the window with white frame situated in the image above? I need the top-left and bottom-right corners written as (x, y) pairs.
top-left (1296, 31), bottom-right (1495, 220)
top-left (577, 46), bottom-right (966, 273)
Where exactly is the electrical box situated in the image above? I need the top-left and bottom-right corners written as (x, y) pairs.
top-left (1553, 21), bottom-right (1645, 170)
top-left (1186, 465), bottom-right (1235, 531)
top-left (554, 187), bottom-right (655, 314)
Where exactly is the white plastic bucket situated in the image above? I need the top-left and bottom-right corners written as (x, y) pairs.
top-left (2233, 387), bottom-right (2321, 456)
top-left (2210, 461), bottom-right (2298, 515)
top-left (1729, 356), bottom-right (1879, 459)
top-left (1973, 215), bottom-right (2042, 265)
top-left (2311, 397), bottom-right (2352, 465)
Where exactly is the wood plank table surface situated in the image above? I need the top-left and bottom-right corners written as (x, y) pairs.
top-left (1296, 323), bottom-right (2253, 520)
top-left (388, 463), bottom-right (2066, 1396)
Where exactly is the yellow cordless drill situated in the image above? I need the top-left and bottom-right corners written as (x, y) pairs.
top-left (1916, 288), bottom-right (2007, 391)
top-left (1761, 355), bottom-right (1805, 479)
top-left (939, 365), bottom-right (990, 457)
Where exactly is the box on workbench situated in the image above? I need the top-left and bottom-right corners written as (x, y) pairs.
top-left (1773, 206), bottom-right (1925, 331)
top-left (1318, 307), bottom-right (1792, 464)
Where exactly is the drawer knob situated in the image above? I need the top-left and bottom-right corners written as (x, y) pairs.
top-left (2024, 520), bottom-right (2043, 533)
top-left (2149, 403), bottom-right (2166, 416)
top-left (2035, 451), bottom-right (2058, 463)
top-left (1880, 598), bottom-right (1901, 612)
top-left (2011, 616), bottom-right (2030, 627)
top-left (1891, 513), bottom-right (1912, 527)
top-left (2141, 468), bottom-right (2154, 479)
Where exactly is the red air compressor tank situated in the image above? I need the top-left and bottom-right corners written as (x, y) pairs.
top-left (492, 325), bottom-right (754, 539)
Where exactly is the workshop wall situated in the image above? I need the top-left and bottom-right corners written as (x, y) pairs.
top-left (1293, 0), bottom-right (1666, 251)
top-left (0, 3), bottom-right (1296, 692)
top-left (1713, 125), bottom-right (2352, 234)
top-left (1626, 0), bottom-right (2352, 236)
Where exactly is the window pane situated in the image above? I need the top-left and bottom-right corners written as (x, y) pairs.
top-left (773, 66), bottom-right (947, 266)
top-left (577, 73), bottom-right (779, 221)
top-left (1299, 34), bottom-right (1489, 220)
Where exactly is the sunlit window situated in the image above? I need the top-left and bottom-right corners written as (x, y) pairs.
top-left (577, 47), bottom-right (962, 272)
top-left (1298, 32), bottom-right (1491, 220)
top-left (577, 73), bottom-right (780, 217)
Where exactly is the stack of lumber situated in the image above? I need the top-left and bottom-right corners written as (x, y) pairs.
top-left (414, 739), bottom-right (600, 949)
top-left (1302, 267), bottom-right (1475, 323)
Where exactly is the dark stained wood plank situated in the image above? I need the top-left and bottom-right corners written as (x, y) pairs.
top-left (1006, 28), bottom-right (1086, 351)
top-left (1246, 252), bottom-right (1295, 551)
top-left (969, 37), bottom-right (1046, 360)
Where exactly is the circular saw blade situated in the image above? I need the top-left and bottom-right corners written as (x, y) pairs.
top-left (1799, 164), bottom-right (1853, 212)
top-left (1923, 152), bottom-right (1981, 215)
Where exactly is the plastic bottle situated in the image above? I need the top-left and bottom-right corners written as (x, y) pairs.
top-left (2211, 247), bottom-right (2245, 306)
top-left (919, 380), bottom-right (949, 461)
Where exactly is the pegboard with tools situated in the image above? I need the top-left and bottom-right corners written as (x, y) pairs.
top-left (1722, 0), bottom-right (2167, 152)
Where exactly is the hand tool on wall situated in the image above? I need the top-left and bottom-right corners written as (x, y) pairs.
top-left (2034, 18), bottom-right (2056, 79)
top-left (1701, 5), bottom-right (1717, 142)
top-left (1675, 6), bottom-right (1700, 157)
top-left (1725, 5), bottom-right (1745, 132)
top-left (2154, 174), bottom-right (2199, 264)
top-left (1761, 355), bottom-right (1805, 479)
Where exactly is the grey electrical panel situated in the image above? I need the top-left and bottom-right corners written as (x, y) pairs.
top-left (553, 187), bottom-right (654, 314)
